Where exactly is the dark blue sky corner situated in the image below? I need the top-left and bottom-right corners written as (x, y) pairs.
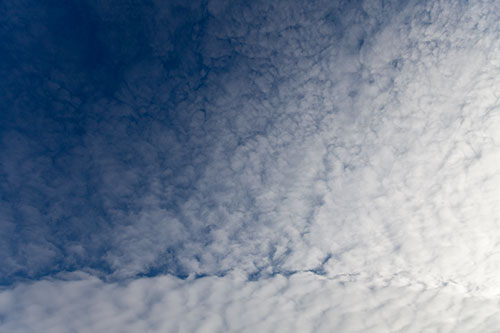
top-left (0, 0), bottom-right (214, 285)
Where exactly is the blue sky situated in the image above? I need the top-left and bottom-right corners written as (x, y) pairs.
top-left (2, 0), bottom-right (500, 331)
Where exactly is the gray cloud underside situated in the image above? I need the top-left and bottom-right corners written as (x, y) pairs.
top-left (2, 0), bottom-right (500, 330)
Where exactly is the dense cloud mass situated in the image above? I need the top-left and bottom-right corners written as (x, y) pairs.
top-left (1, 0), bottom-right (500, 331)
top-left (2, 272), bottom-right (500, 332)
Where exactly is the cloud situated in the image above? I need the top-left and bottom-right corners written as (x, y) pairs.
top-left (2, 0), bottom-right (500, 330)
top-left (1, 271), bottom-right (500, 332)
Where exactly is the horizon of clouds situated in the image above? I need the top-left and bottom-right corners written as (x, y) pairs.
top-left (1, 0), bottom-right (500, 331)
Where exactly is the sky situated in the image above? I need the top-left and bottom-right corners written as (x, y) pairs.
top-left (1, 0), bottom-right (500, 332)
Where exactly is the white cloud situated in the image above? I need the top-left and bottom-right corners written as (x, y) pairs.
top-left (142, 0), bottom-right (500, 298)
top-left (1, 272), bottom-right (500, 332)
top-left (3, 0), bottom-right (500, 330)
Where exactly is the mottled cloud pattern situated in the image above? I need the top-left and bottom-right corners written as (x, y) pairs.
top-left (2, 272), bottom-right (500, 332)
top-left (1, 0), bottom-right (500, 331)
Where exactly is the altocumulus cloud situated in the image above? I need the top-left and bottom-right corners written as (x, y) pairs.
top-left (1, 271), bottom-right (500, 332)
top-left (1, 0), bottom-right (500, 331)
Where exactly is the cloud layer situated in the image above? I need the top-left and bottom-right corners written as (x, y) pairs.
top-left (2, 0), bottom-right (500, 330)
top-left (2, 271), bottom-right (500, 332)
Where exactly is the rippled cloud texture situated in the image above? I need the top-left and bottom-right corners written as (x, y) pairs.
top-left (1, 0), bottom-right (500, 331)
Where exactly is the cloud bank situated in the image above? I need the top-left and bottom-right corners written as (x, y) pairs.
top-left (2, 272), bottom-right (500, 332)
top-left (1, 0), bottom-right (500, 331)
